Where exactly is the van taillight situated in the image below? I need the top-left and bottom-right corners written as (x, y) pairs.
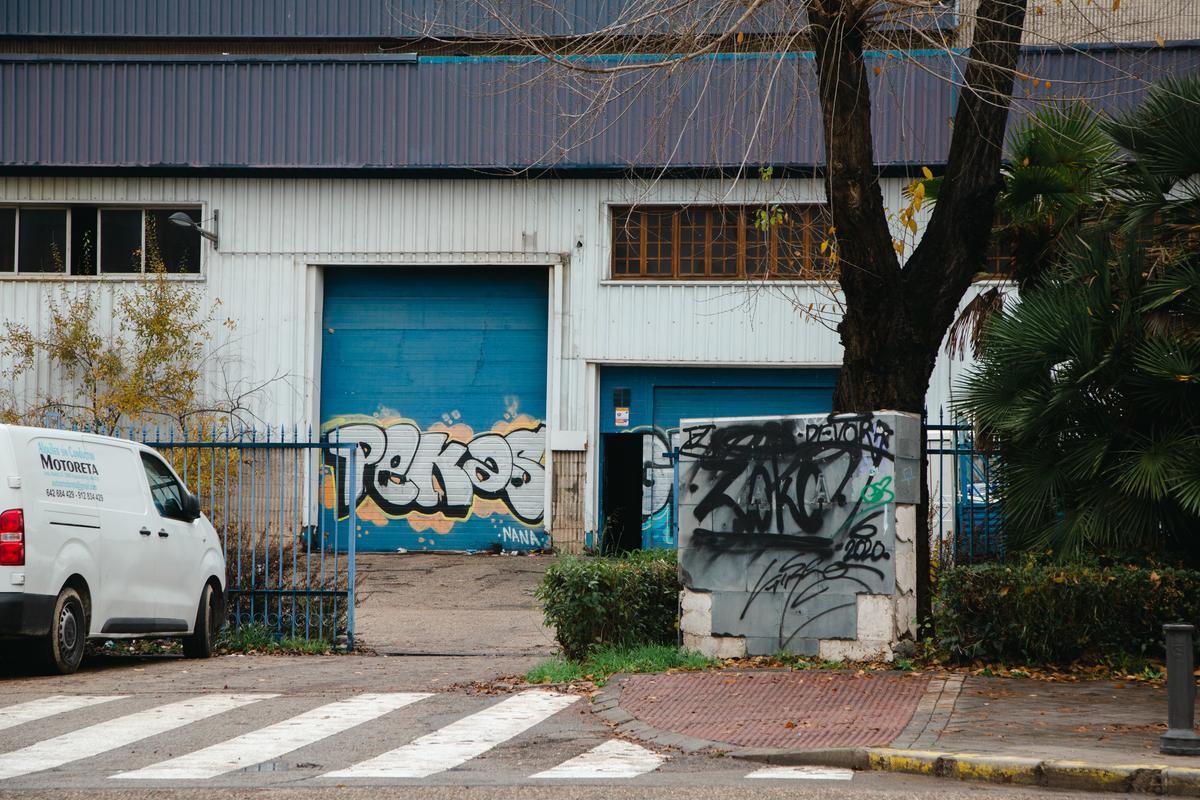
top-left (0, 509), bottom-right (24, 566)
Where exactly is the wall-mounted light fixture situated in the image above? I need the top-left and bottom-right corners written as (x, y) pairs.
top-left (169, 209), bottom-right (219, 251)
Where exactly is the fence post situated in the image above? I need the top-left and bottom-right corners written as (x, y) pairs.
top-left (346, 446), bottom-right (357, 652)
top-left (1160, 623), bottom-right (1200, 755)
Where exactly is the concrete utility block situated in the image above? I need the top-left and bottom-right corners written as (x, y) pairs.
top-left (709, 589), bottom-right (863, 644)
top-left (855, 594), bottom-right (895, 643)
top-left (882, 412), bottom-right (922, 460)
top-left (744, 636), bottom-right (819, 657)
top-left (678, 410), bottom-right (919, 659)
top-left (680, 588), bottom-right (711, 614)
top-left (683, 632), bottom-right (747, 659)
top-left (710, 590), bottom-right (781, 637)
top-left (893, 593), bottom-right (917, 640)
top-left (894, 504), bottom-right (916, 543)
top-left (680, 589), bottom-right (712, 636)
top-left (820, 637), bottom-right (894, 663)
top-left (678, 548), bottom-right (751, 592)
top-left (894, 545), bottom-right (917, 597)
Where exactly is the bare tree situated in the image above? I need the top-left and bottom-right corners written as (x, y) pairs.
top-left (402, 0), bottom-right (1194, 616)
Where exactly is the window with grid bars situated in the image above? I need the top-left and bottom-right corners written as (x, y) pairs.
top-left (0, 205), bottom-right (203, 276)
top-left (611, 205), bottom-right (834, 280)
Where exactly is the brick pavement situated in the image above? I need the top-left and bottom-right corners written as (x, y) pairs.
top-left (601, 668), bottom-right (1199, 766)
top-left (615, 670), bottom-right (931, 749)
top-left (595, 669), bottom-right (1200, 795)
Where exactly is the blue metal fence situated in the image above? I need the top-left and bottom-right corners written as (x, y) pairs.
top-left (927, 414), bottom-right (1005, 566)
top-left (46, 422), bottom-right (358, 647)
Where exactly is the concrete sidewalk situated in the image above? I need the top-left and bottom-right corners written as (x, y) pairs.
top-left (592, 668), bottom-right (1200, 795)
top-left (353, 552), bottom-right (558, 657)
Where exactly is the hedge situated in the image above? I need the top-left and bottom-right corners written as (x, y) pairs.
top-left (535, 551), bottom-right (679, 660)
top-left (935, 558), bottom-right (1200, 664)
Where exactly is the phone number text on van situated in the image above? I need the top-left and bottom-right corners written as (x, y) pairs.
top-left (44, 488), bottom-right (105, 502)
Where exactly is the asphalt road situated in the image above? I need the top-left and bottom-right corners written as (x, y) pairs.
top-left (0, 652), bottom-right (1103, 799)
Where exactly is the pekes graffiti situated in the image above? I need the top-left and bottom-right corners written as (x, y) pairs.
top-left (678, 413), bottom-right (899, 653)
top-left (325, 419), bottom-right (545, 526)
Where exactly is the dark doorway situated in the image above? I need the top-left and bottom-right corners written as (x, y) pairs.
top-left (601, 433), bottom-right (644, 553)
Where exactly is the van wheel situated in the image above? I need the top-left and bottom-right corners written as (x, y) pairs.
top-left (40, 587), bottom-right (87, 675)
top-left (182, 583), bottom-right (220, 659)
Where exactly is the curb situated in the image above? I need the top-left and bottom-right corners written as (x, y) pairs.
top-left (590, 671), bottom-right (1200, 795)
top-left (730, 747), bottom-right (1200, 795)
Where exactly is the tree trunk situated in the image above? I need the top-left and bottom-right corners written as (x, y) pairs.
top-left (808, 0), bottom-right (1031, 627)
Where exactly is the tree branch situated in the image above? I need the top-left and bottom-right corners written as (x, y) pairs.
top-left (905, 0), bottom-right (1029, 349)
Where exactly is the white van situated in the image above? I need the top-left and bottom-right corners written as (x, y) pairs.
top-left (0, 425), bottom-right (226, 674)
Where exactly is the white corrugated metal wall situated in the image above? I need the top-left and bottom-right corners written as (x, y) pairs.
top-left (0, 174), bottom-right (988, 533)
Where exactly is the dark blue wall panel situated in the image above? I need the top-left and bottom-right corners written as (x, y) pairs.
top-left (1, 46), bottom-right (1192, 171)
top-left (320, 266), bottom-right (549, 552)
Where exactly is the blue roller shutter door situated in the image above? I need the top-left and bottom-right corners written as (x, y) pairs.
top-left (320, 267), bottom-right (549, 552)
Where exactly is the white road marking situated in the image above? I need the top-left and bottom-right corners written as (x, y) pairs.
top-left (112, 693), bottom-right (431, 780)
top-left (533, 739), bottom-right (666, 779)
top-left (324, 689), bottom-right (579, 779)
top-left (746, 765), bottom-right (855, 780)
top-left (0, 694), bottom-right (272, 781)
top-left (0, 696), bottom-right (124, 732)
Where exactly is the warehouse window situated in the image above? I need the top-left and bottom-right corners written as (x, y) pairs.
top-left (612, 204), bottom-right (834, 280)
top-left (0, 205), bottom-right (203, 276)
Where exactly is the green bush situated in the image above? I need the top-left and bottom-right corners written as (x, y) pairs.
top-left (936, 558), bottom-right (1200, 664)
top-left (535, 551), bottom-right (679, 660)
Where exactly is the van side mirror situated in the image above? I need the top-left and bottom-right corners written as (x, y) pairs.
top-left (182, 492), bottom-right (202, 522)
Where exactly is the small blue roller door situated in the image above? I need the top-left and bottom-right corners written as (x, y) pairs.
top-left (320, 267), bottom-right (548, 552)
top-left (599, 366), bottom-right (837, 434)
top-left (598, 366), bottom-right (837, 548)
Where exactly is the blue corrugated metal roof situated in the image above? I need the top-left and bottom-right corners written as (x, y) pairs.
top-left (0, 0), bottom-right (952, 39)
top-left (0, 47), bottom-right (1193, 172)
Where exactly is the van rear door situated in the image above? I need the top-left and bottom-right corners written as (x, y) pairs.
top-left (19, 431), bottom-right (102, 610)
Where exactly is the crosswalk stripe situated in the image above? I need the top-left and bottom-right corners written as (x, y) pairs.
top-left (746, 765), bottom-right (854, 780)
top-left (0, 696), bottom-right (125, 732)
top-left (532, 739), bottom-right (665, 779)
top-left (324, 690), bottom-right (579, 779)
top-left (111, 693), bottom-right (431, 780)
top-left (0, 694), bottom-right (273, 781)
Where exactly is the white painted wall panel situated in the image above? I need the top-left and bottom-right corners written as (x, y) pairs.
top-left (0, 175), bottom-right (975, 435)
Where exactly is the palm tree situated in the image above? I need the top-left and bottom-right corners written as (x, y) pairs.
top-left (943, 102), bottom-right (1119, 357)
top-left (958, 76), bottom-right (1200, 564)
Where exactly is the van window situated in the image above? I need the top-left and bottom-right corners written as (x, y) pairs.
top-left (140, 453), bottom-right (187, 521)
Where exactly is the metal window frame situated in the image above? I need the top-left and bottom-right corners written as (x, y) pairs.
top-left (97, 207), bottom-right (149, 275)
top-left (0, 202), bottom-right (207, 279)
top-left (10, 205), bottom-right (72, 275)
top-left (142, 205), bottom-right (206, 275)
top-left (609, 203), bottom-right (832, 281)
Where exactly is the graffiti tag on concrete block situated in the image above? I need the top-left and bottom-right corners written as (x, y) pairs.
top-left (678, 413), bottom-right (898, 652)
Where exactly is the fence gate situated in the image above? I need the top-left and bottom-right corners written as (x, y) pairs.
top-left (146, 427), bottom-right (358, 647)
top-left (926, 414), bottom-right (1004, 566)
